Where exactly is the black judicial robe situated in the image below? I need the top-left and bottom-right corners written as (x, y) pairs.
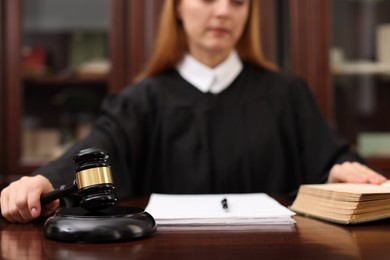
top-left (33, 63), bottom-right (363, 199)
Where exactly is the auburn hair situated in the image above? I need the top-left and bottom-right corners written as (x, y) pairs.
top-left (136, 0), bottom-right (277, 81)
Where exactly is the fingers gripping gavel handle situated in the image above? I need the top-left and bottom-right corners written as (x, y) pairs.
top-left (40, 180), bottom-right (78, 205)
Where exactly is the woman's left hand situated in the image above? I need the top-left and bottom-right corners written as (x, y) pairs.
top-left (328, 161), bottom-right (388, 184)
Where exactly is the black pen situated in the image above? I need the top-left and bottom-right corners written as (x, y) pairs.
top-left (221, 198), bottom-right (229, 212)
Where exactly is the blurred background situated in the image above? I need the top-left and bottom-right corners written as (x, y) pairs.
top-left (1, 0), bottom-right (390, 184)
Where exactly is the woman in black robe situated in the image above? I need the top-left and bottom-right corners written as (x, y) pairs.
top-left (1, 0), bottom-right (386, 223)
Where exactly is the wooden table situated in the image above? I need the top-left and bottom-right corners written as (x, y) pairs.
top-left (1, 197), bottom-right (390, 260)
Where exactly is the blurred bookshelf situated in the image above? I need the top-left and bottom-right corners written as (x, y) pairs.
top-left (1, 0), bottom-right (165, 180)
top-left (331, 0), bottom-right (390, 176)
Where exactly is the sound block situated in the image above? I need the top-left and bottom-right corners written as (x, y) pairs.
top-left (43, 206), bottom-right (157, 243)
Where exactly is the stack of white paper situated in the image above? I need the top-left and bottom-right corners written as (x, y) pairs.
top-left (145, 193), bottom-right (296, 226)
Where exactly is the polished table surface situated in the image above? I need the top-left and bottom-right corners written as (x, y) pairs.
top-left (1, 196), bottom-right (390, 260)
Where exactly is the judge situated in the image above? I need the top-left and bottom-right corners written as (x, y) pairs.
top-left (1, 0), bottom-right (386, 223)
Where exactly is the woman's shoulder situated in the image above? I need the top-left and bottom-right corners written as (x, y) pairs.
top-left (244, 63), bottom-right (302, 85)
top-left (105, 69), bottom-right (191, 111)
top-left (120, 69), bottom-right (182, 96)
top-left (243, 63), bottom-right (309, 96)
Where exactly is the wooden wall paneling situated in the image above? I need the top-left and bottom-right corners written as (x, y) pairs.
top-left (4, 0), bottom-right (25, 179)
top-left (259, 0), bottom-right (277, 64)
top-left (125, 1), bottom-right (164, 85)
top-left (126, 1), bottom-right (145, 84)
top-left (289, 0), bottom-right (333, 122)
top-left (143, 0), bottom-right (164, 67)
top-left (109, 0), bottom-right (127, 94)
top-left (0, 0), bottom-right (4, 179)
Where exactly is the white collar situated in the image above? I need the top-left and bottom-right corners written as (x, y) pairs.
top-left (176, 51), bottom-right (243, 94)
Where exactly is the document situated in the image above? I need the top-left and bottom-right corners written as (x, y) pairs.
top-left (145, 193), bottom-right (296, 226)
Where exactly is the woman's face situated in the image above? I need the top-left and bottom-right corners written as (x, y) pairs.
top-left (177, 0), bottom-right (250, 63)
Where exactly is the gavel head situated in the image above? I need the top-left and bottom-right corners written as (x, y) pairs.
top-left (73, 147), bottom-right (117, 211)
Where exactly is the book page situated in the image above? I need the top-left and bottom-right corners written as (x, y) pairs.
top-left (302, 183), bottom-right (390, 194)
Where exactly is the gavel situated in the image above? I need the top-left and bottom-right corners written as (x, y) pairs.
top-left (40, 147), bottom-right (117, 211)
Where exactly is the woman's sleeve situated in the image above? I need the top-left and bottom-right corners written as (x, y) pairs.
top-left (31, 85), bottom-right (151, 200)
top-left (289, 78), bottom-right (365, 184)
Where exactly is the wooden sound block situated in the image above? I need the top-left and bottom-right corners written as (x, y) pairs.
top-left (43, 206), bottom-right (157, 243)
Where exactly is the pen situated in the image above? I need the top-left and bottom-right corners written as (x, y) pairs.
top-left (221, 198), bottom-right (229, 212)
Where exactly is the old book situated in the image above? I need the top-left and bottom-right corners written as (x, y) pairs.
top-left (377, 23), bottom-right (390, 64)
top-left (290, 182), bottom-right (390, 224)
top-left (21, 46), bottom-right (48, 76)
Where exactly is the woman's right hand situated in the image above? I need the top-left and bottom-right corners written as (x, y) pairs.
top-left (0, 175), bottom-right (59, 223)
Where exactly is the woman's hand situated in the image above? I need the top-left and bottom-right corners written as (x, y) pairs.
top-left (0, 175), bottom-right (59, 223)
top-left (328, 162), bottom-right (387, 184)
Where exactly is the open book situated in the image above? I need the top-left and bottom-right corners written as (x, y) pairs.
top-left (145, 193), bottom-right (296, 227)
top-left (289, 182), bottom-right (390, 224)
